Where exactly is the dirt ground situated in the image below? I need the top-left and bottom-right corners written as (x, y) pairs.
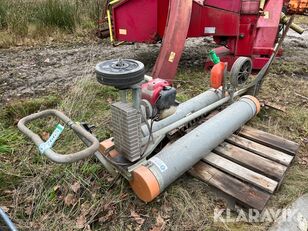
top-left (0, 20), bottom-right (307, 231)
top-left (0, 36), bottom-right (216, 106)
top-left (0, 26), bottom-right (307, 105)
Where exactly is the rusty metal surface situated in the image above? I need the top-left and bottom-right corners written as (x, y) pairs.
top-left (287, 0), bottom-right (308, 14)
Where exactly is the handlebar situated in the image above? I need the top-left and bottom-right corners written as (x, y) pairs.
top-left (17, 109), bottom-right (100, 163)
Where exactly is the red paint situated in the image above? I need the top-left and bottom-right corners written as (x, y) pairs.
top-left (112, 0), bottom-right (283, 81)
top-left (188, 5), bottom-right (240, 37)
top-left (141, 79), bottom-right (171, 105)
top-left (112, 0), bottom-right (158, 43)
top-left (151, 0), bottom-right (193, 83)
top-left (254, 0), bottom-right (283, 52)
top-left (204, 0), bottom-right (241, 12)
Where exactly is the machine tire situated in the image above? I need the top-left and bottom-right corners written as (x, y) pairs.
top-left (230, 57), bottom-right (252, 87)
top-left (96, 59), bottom-right (145, 89)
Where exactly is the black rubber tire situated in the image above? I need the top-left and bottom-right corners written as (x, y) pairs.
top-left (95, 59), bottom-right (145, 89)
top-left (230, 57), bottom-right (252, 87)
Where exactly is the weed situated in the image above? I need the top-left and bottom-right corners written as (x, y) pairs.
top-left (0, 0), bottom-right (106, 47)
top-left (0, 95), bottom-right (60, 127)
top-left (1, 62), bottom-right (307, 230)
top-left (0, 30), bottom-right (307, 230)
top-left (0, 0), bottom-right (8, 29)
top-left (34, 0), bottom-right (77, 32)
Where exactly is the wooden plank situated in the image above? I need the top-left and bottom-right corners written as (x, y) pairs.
top-left (203, 153), bottom-right (278, 193)
top-left (189, 162), bottom-right (271, 211)
top-left (226, 134), bottom-right (293, 166)
top-left (214, 143), bottom-right (287, 180)
top-left (238, 126), bottom-right (299, 155)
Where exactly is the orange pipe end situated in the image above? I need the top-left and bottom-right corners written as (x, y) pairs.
top-left (129, 166), bottom-right (160, 202)
top-left (242, 95), bottom-right (261, 114)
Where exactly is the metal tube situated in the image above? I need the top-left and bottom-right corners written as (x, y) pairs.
top-left (141, 87), bottom-right (252, 144)
top-left (0, 208), bottom-right (18, 231)
top-left (141, 88), bottom-right (224, 136)
top-left (280, 12), bottom-right (304, 35)
top-left (130, 95), bottom-right (260, 202)
top-left (132, 87), bottom-right (141, 110)
top-left (259, 0), bottom-right (266, 10)
top-left (119, 90), bottom-right (127, 103)
top-left (17, 109), bottom-right (99, 163)
top-left (106, 9), bottom-right (114, 43)
top-left (142, 95), bottom-right (230, 144)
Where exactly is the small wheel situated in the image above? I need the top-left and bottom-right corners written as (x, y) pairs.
top-left (230, 57), bottom-right (252, 87)
top-left (95, 59), bottom-right (145, 89)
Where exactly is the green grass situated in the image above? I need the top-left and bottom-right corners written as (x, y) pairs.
top-left (34, 0), bottom-right (77, 32)
top-left (0, 95), bottom-right (60, 127)
top-left (0, 0), bottom-right (106, 47)
top-left (0, 0), bottom-right (8, 29)
top-left (0, 71), bottom-right (306, 230)
top-left (0, 46), bottom-right (307, 230)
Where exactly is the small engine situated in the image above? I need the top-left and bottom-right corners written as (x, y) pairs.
top-left (95, 59), bottom-right (176, 162)
top-left (141, 78), bottom-right (176, 114)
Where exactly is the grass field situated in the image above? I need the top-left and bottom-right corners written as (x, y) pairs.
top-left (0, 57), bottom-right (307, 230)
top-left (0, 0), bottom-right (106, 48)
top-left (0, 3), bottom-right (307, 230)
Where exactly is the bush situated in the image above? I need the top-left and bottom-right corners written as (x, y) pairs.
top-left (34, 0), bottom-right (77, 32)
top-left (0, 0), bottom-right (107, 46)
top-left (0, 0), bottom-right (8, 29)
top-left (6, 0), bottom-right (30, 36)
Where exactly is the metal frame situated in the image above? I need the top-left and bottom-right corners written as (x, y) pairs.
top-left (17, 109), bottom-right (99, 163)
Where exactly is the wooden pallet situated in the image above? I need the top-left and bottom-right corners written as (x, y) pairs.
top-left (189, 126), bottom-right (299, 211)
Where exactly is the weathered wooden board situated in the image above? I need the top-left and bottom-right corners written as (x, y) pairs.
top-left (190, 126), bottom-right (298, 211)
top-left (215, 142), bottom-right (287, 180)
top-left (203, 153), bottom-right (278, 193)
top-left (189, 162), bottom-right (271, 211)
top-left (226, 134), bottom-right (293, 166)
top-left (238, 126), bottom-right (299, 155)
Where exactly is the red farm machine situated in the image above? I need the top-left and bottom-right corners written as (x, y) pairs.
top-left (105, 0), bottom-right (304, 80)
top-left (18, 0), bottom-right (303, 205)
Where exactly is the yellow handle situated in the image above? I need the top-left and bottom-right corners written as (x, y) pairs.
top-left (107, 0), bottom-right (121, 43)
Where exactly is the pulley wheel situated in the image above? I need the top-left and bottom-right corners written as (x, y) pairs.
top-left (96, 59), bottom-right (145, 89)
top-left (230, 57), bottom-right (252, 87)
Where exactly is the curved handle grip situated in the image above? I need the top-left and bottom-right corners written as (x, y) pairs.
top-left (17, 109), bottom-right (100, 163)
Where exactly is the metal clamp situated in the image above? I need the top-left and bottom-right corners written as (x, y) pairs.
top-left (17, 109), bottom-right (100, 163)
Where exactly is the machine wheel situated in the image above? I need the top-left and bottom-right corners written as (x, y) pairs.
top-left (96, 59), bottom-right (145, 89)
top-left (230, 57), bottom-right (252, 87)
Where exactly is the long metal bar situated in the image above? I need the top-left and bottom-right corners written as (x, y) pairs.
top-left (141, 88), bottom-right (224, 137)
top-left (280, 13), bottom-right (304, 34)
top-left (0, 208), bottom-right (18, 231)
top-left (141, 87), bottom-right (248, 144)
top-left (106, 0), bottom-right (120, 43)
top-left (106, 9), bottom-right (114, 43)
top-left (147, 96), bottom-right (230, 142)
